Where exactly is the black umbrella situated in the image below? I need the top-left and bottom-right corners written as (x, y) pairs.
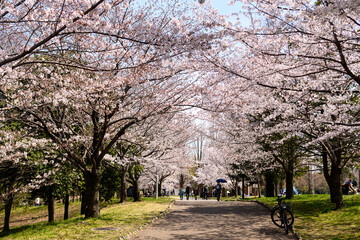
top-left (216, 179), bottom-right (227, 183)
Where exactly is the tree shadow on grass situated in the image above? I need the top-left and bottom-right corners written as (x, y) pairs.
top-left (0, 224), bottom-right (37, 238)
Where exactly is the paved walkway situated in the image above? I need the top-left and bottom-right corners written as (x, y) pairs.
top-left (131, 199), bottom-right (296, 240)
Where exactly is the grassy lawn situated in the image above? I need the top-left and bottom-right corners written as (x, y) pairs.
top-left (0, 197), bottom-right (174, 240)
top-left (246, 194), bottom-right (360, 240)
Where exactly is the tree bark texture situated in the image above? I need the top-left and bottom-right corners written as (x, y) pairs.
top-left (322, 146), bottom-right (344, 209)
top-left (83, 169), bottom-right (101, 218)
top-left (285, 171), bottom-right (294, 199)
top-left (2, 194), bottom-right (14, 232)
top-left (264, 172), bottom-right (275, 197)
top-left (242, 177), bottom-right (245, 199)
top-left (80, 191), bottom-right (86, 215)
top-left (119, 167), bottom-right (128, 203)
top-left (47, 187), bottom-right (55, 223)
top-left (64, 194), bottom-right (69, 220)
top-left (234, 179), bottom-right (239, 197)
top-left (133, 180), bottom-right (141, 202)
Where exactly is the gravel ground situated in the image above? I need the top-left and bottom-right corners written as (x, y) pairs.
top-left (130, 199), bottom-right (296, 240)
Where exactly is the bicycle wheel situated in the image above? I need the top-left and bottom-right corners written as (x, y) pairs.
top-left (271, 207), bottom-right (294, 228)
top-left (283, 211), bottom-right (289, 234)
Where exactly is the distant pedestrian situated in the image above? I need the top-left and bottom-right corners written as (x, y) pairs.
top-left (34, 197), bottom-right (40, 206)
top-left (215, 183), bottom-right (222, 201)
top-left (194, 188), bottom-right (199, 200)
top-left (179, 188), bottom-right (184, 200)
top-left (202, 186), bottom-right (208, 200)
top-left (185, 186), bottom-right (191, 200)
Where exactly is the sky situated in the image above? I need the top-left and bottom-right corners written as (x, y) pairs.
top-left (210, 0), bottom-right (242, 15)
top-left (206, 0), bottom-right (249, 26)
top-left (133, 0), bottom-right (250, 27)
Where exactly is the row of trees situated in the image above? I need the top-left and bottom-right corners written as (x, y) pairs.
top-left (1, 0), bottom-right (360, 233)
top-left (197, 0), bottom-right (360, 209)
top-left (0, 0), bottom-right (219, 232)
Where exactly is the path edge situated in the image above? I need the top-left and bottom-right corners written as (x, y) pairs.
top-left (119, 199), bottom-right (176, 240)
top-left (245, 200), bottom-right (302, 240)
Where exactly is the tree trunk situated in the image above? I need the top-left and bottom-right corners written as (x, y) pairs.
top-left (80, 191), bottom-right (86, 215)
top-left (83, 169), bottom-right (101, 218)
top-left (158, 180), bottom-right (163, 197)
top-left (241, 176), bottom-right (245, 199)
top-left (327, 169), bottom-right (343, 209)
top-left (307, 165), bottom-right (314, 194)
top-left (264, 172), bottom-right (275, 197)
top-left (119, 167), bottom-right (128, 203)
top-left (47, 187), bottom-right (55, 223)
top-left (133, 180), bottom-right (141, 202)
top-left (285, 171), bottom-right (294, 199)
top-left (64, 194), bottom-right (69, 220)
top-left (179, 174), bottom-right (185, 189)
top-left (234, 179), bottom-right (238, 197)
top-left (2, 194), bottom-right (14, 232)
top-left (322, 146), bottom-right (344, 209)
top-left (257, 176), bottom-right (262, 198)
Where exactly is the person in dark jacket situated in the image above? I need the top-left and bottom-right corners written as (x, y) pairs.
top-left (215, 183), bottom-right (222, 201)
top-left (193, 188), bottom-right (199, 200)
top-left (185, 186), bottom-right (191, 200)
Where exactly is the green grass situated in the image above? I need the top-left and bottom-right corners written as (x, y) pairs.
top-left (251, 194), bottom-right (360, 240)
top-left (0, 197), bottom-right (174, 240)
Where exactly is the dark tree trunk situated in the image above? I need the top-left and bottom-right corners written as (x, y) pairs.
top-left (285, 171), bottom-right (294, 199)
top-left (64, 194), bottom-right (69, 220)
top-left (258, 176), bottom-right (262, 198)
top-left (83, 169), bottom-right (101, 218)
top-left (328, 169), bottom-right (343, 209)
top-left (133, 180), bottom-right (141, 202)
top-left (242, 176), bottom-right (245, 199)
top-left (234, 179), bottom-right (239, 197)
top-left (307, 166), bottom-right (314, 194)
top-left (80, 191), bottom-right (86, 215)
top-left (280, 178), bottom-right (285, 193)
top-left (47, 187), bottom-right (55, 223)
top-left (179, 174), bottom-right (185, 189)
top-left (264, 172), bottom-right (275, 197)
top-left (158, 180), bottom-right (163, 197)
top-left (322, 146), bottom-right (344, 209)
top-left (119, 167), bottom-right (128, 203)
top-left (2, 195), bottom-right (14, 232)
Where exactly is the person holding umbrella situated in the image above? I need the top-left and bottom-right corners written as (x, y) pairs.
top-left (215, 183), bottom-right (222, 201)
top-left (215, 179), bottom-right (227, 201)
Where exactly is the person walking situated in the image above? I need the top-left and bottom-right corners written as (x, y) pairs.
top-left (185, 186), bottom-right (191, 200)
top-left (202, 186), bottom-right (208, 200)
top-left (194, 188), bottom-right (199, 200)
top-left (215, 183), bottom-right (222, 201)
top-left (179, 188), bottom-right (184, 200)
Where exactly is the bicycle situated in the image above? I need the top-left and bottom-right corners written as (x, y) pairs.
top-left (270, 195), bottom-right (294, 234)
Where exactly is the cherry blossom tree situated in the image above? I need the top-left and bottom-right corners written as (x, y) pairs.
top-left (194, 0), bottom-right (360, 207)
top-left (0, 128), bottom-right (51, 231)
top-left (0, 0), bottom-right (219, 218)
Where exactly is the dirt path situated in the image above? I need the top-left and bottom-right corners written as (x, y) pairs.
top-left (131, 199), bottom-right (296, 240)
